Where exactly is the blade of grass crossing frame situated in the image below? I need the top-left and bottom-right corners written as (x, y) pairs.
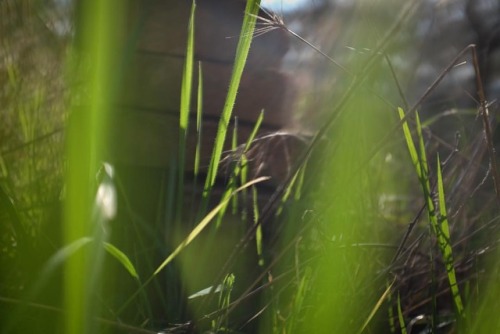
top-left (154, 177), bottom-right (270, 276)
top-left (203, 0), bottom-right (261, 196)
top-left (358, 279), bottom-right (395, 334)
top-left (117, 177), bottom-right (270, 315)
top-left (436, 155), bottom-right (464, 318)
top-left (178, 0), bottom-right (196, 219)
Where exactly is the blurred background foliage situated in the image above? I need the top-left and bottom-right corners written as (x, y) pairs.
top-left (1, 0), bottom-right (500, 333)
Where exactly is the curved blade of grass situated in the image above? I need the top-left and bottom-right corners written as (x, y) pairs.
top-left (41, 238), bottom-right (93, 279)
top-left (436, 155), bottom-right (464, 318)
top-left (103, 242), bottom-right (139, 280)
top-left (244, 110), bottom-right (264, 152)
top-left (203, 0), bottom-right (261, 195)
top-left (358, 279), bottom-right (395, 333)
top-left (153, 176), bottom-right (269, 276)
top-left (116, 176), bottom-right (269, 316)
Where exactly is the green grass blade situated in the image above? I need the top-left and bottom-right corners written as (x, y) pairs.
top-left (64, 1), bottom-right (126, 332)
top-left (399, 108), bottom-right (464, 322)
top-left (398, 107), bottom-right (422, 180)
top-left (398, 107), bottom-right (435, 221)
top-left (117, 176), bottom-right (270, 315)
top-left (244, 110), bottom-right (264, 152)
top-left (415, 112), bottom-right (429, 184)
top-left (358, 279), bottom-right (395, 333)
top-left (231, 119), bottom-right (239, 215)
top-left (153, 176), bottom-right (269, 276)
top-left (413, 111), bottom-right (437, 231)
top-left (46, 237), bottom-right (94, 272)
top-left (436, 155), bottom-right (464, 318)
top-left (103, 242), bottom-right (139, 280)
top-left (204, 0), bottom-right (261, 194)
top-left (177, 0), bottom-right (196, 219)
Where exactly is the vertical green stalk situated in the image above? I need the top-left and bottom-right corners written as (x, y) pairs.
top-left (178, 0), bottom-right (196, 220)
top-left (64, 1), bottom-right (125, 333)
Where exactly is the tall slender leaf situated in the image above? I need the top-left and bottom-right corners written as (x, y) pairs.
top-left (204, 0), bottom-right (261, 195)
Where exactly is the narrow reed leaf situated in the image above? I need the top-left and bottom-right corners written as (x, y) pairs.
top-left (177, 0), bottom-right (196, 217)
top-left (103, 242), bottom-right (139, 280)
top-left (436, 155), bottom-right (464, 318)
top-left (179, 0), bottom-right (196, 133)
top-left (294, 162), bottom-right (307, 200)
top-left (204, 0), bottom-right (261, 194)
top-left (398, 108), bottom-right (434, 216)
top-left (358, 279), bottom-right (395, 334)
top-left (398, 108), bottom-right (421, 180)
top-left (415, 112), bottom-right (431, 190)
top-left (244, 110), bottom-right (264, 152)
top-left (275, 167), bottom-right (300, 216)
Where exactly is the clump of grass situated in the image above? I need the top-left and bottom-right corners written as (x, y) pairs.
top-left (398, 107), bottom-right (464, 322)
